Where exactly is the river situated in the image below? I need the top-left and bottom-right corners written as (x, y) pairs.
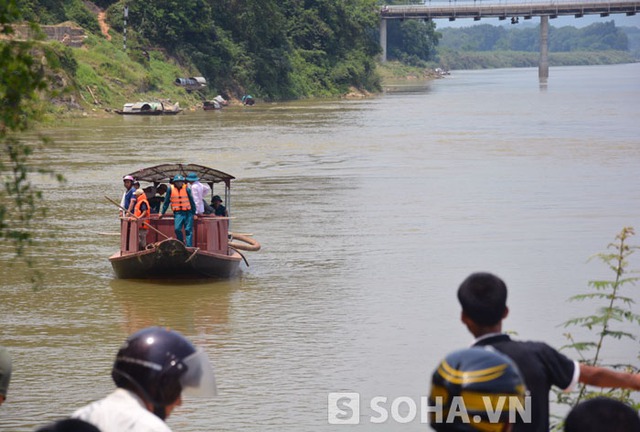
top-left (1, 63), bottom-right (639, 431)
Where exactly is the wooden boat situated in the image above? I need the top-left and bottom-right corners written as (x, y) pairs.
top-left (109, 163), bottom-right (260, 279)
top-left (115, 101), bottom-right (182, 115)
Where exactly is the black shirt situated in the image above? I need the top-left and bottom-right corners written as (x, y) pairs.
top-left (474, 334), bottom-right (576, 432)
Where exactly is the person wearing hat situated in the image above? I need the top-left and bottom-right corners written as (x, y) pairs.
top-left (211, 195), bottom-right (228, 217)
top-left (0, 346), bottom-right (11, 407)
top-left (428, 346), bottom-right (527, 432)
top-left (159, 175), bottom-right (197, 247)
top-left (185, 172), bottom-right (212, 216)
top-left (131, 188), bottom-right (150, 250)
top-left (119, 175), bottom-right (135, 217)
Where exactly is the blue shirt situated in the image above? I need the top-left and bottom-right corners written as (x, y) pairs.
top-left (123, 188), bottom-right (134, 212)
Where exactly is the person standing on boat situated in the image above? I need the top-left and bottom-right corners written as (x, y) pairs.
top-left (120, 175), bottom-right (135, 217)
top-left (71, 326), bottom-right (217, 432)
top-left (185, 172), bottom-right (212, 215)
top-left (132, 188), bottom-right (150, 250)
top-left (159, 175), bottom-right (197, 247)
top-left (127, 180), bottom-right (142, 215)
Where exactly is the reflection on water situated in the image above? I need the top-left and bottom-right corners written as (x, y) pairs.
top-left (1, 64), bottom-right (640, 431)
top-left (109, 278), bottom-right (237, 336)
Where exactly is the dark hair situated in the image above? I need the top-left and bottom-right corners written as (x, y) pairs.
top-left (35, 419), bottom-right (101, 432)
top-left (564, 397), bottom-right (640, 432)
top-left (457, 272), bottom-right (508, 326)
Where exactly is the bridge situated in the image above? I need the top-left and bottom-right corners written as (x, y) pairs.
top-left (379, 1), bottom-right (640, 80)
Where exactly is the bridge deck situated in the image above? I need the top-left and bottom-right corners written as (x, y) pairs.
top-left (381, 1), bottom-right (640, 19)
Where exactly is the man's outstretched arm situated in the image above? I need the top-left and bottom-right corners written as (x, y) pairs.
top-left (579, 364), bottom-right (640, 390)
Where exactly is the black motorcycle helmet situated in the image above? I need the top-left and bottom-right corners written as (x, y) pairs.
top-left (429, 347), bottom-right (526, 432)
top-left (112, 327), bottom-right (217, 419)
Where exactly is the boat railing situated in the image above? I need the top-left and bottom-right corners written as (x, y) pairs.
top-left (119, 214), bottom-right (230, 255)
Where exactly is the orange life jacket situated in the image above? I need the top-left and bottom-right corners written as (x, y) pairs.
top-left (170, 184), bottom-right (191, 212)
top-left (134, 194), bottom-right (150, 230)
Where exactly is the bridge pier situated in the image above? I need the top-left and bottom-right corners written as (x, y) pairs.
top-left (539, 16), bottom-right (549, 82)
top-left (380, 19), bottom-right (387, 63)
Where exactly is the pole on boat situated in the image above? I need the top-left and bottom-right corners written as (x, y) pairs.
top-left (104, 195), bottom-right (171, 240)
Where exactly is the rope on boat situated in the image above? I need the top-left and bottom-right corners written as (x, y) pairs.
top-left (228, 245), bottom-right (250, 267)
top-left (228, 232), bottom-right (261, 252)
top-left (185, 247), bottom-right (200, 263)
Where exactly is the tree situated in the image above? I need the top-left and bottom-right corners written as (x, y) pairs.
top-left (1, 0), bottom-right (63, 284)
top-left (387, 19), bottom-right (440, 64)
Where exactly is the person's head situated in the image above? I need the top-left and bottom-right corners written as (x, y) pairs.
top-left (457, 273), bottom-right (508, 334)
top-left (143, 186), bottom-right (154, 199)
top-left (35, 418), bottom-right (101, 432)
top-left (133, 181), bottom-right (140, 190)
top-left (564, 397), bottom-right (640, 432)
top-left (429, 347), bottom-right (526, 432)
top-left (172, 175), bottom-right (185, 188)
top-left (157, 184), bottom-right (168, 195)
top-left (212, 195), bottom-right (222, 207)
top-left (134, 188), bottom-right (145, 198)
top-left (123, 175), bottom-right (134, 190)
top-left (111, 327), bottom-right (217, 421)
top-left (0, 346), bottom-right (11, 406)
top-left (186, 172), bottom-right (199, 184)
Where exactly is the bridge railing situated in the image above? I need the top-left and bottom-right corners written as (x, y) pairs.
top-left (380, 0), bottom-right (639, 18)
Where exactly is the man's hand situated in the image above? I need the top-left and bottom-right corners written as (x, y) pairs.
top-left (158, 214), bottom-right (164, 220)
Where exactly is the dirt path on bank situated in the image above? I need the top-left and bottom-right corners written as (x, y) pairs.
top-left (98, 11), bottom-right (111, 40)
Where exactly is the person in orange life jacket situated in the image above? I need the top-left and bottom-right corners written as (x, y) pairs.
top-left (158, 175), bottom-right (197, 247)
top-left (131, 188), bottom-right (150, 250)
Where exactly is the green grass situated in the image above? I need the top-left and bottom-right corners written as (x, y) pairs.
top-left (60, 34), bottom-right (205, 113)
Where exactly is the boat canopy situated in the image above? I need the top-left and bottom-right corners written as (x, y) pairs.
top-left (126, 164), bottom-right (235, 188)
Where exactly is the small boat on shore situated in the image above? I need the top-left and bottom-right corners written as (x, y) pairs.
top-left (115, 101), bottom-right (182, 115)
top-left (203, 95), bottom-right (228, 110)
top-left (108, 163), bottom-right (260, 279)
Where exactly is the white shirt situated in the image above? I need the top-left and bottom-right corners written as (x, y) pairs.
top-left (189, 181), bottom-right (211, 214)
top-left (72, 388), bottom-right (172, 432)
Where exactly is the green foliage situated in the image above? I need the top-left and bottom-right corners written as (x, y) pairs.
top-left (1, 0), bottom-right (64, 286)
top-left (438, 21), bottom-right (629, 53)
top-left (70, 34), bottom-right (204, 108)
top-left (556, 227), bottom-right (640, 417)
top-left (387, 19), bottom-right (440, 64)
top-left (18, 0), bottom-right (66, 23)
top-left (437, 49), bottom-right (634, 70)
top-left (621, 26), bottom-right (640, 59)
top-left (63, 0), bottom-right (99, 33)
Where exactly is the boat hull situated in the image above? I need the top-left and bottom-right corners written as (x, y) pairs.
top-left (109, 238), bottom-right (242, 279)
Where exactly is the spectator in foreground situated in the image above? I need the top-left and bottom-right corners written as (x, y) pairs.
top-left (71, 326), bottom-right (217, 432)
top-left (456, 272), bottom-right (640, 432)
top-left (564, 396), bottom-right (640, 432)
